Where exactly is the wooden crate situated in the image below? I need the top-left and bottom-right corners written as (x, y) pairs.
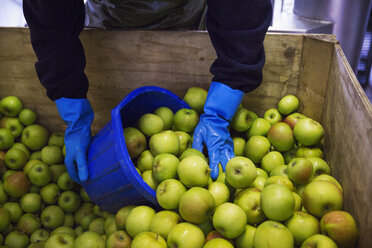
top-left (0, 28), bottom-right (371, 247)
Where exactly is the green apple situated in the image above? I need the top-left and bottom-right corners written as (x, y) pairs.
top-left (5, 147), bottom-right (27, 170)
top-left (232, 137), bottom-right (246, 156)
top-left (141, 170), bottom-right (159, 190)
top-left (149, 130), bottom-right (180, 156)
top-left (293, 118), bottom-right (324, 146)
top-left (307, 157), bottom-right (331, 178)
top-left (173, 108), bottom-right (199, 133)
top-left (183, 86), bottom-right (208, 114)
top-left (44, 233), bottom-right (74, 248)
top-left (231, 108), bottom-right (258, 132)
top-left (58, 190), bottom-right (81, 213)
top-left (285, 211), bottom-right (320, 246)
top-left (18, 108), bottom-right (37, 126)
top-left (177, 155), bottom-right (210, 187)
top-left (213, 202), bottom-right (247, 239)
top-left (123, 127), bottom-right (146, 159)
top-left (204, 230), bottom-right (234, 244)
top-left (20, 193), bottom-right (41, 213)
top-left (131, 231), bottom-right (166, 248)
top-left (225, 156), bottom-right (257, 189)
top-left (269, 164), bottom-right (288, 177)
top-left (47, 131), bottom-right (64, 148)
top-left (40, 146), bottom-right (63, 165)
top-left (0, 96), bottom-right (23, 117)
top-left (301, 234), bottom-right (338, 248)
top-left (264, 108), bottom-right (282, 125)
top-left (283, 146), bottom-right (298, 164)
top-left (0, 128), bottom-right (14, 150)
top-left (41, 205), bottom-right (65, 229)
top-left (264, 175), bottom-right (295, 191)
top-left (254, 221), bottom-right (294, 248)
top-left (251, 176), bottom-right (266, 190)
top-left (49, 164), bottom-right (67, 183)
top-left (75, 231), bottom-right (105, 248)
top-left (40, 183), bottom-right (60, 205)
top-left (21, 124), bottom-right (49, 151)
top-left (152, 153), bottom-right (179, 182)
top-left (0, 208), bottom-right (10, 232)
top-left (63, 214), bottom-right (75, 228)
top-left (293, 192), bottom-right (302, 211)
top-left (0, 181), bottom-right (8, 205)
top-left (115, 205), bottom-right (136, 230)
top-left (311, 174), bottom-right (342, 192)
top-left (244, 136), bottom-right (271, 164)
top-left (283, 112), bottom-right (307, 129)
top-left (29, 151), bottom-right (42, 160)
top-left (30, 229), bottom-right (50, 243)
top-left (104, 214), bottom-right (118, 236)
top-left (256, 168), bottom-right (268, 178)
top-left (235, 224), bottom-right (256, 248)
top-left (208, 181), bottom-right (230, 207)
top-left (179, 148), bottom-right (206, 160)
top-left (204, 238), bottom-right (234, 248)
top-left (302, 180), bottom-right (343, 218)
top-left (28, 162), bottom-right (51, 187)
top-left (267, 122), bottom-right (295, 152)
top-left (246, 118), bottom-right (271, 138)
top-left (137, 150), bottom-right (154, 172)
top-left (57, 172), bottom-right (75, 190)
top-left (137, 113), bottom-right (164, 137)
top-left (11, 142), bottom-right (30, 159)
top-left (179, 187), bottom-right (215, 224)
top-left (277, 95), bottom-right (299, 115)
top-left (154, 106), bottom-right (174, 130)
top-left (4, 231), bottom-right (29, 248)
top-left (261, 184), bottom-right (295, 221)
top-left (93, 204), bottom-right (109, 218)
top-left (197, 220), bottom-right (214, 237)
top-left (287, 158), bottom-right (314, 185)
top-left (125, 205), bottom-right (155, 237)
top-left (3, 171), bottom-right (30, 198)
top-left (175, 131), bottom-right (191, 156)
top-left (2, 202), bottom-right (22, 224)
top-left (261, 151), bottom-right (285, 174)
top-left (149, 210), bottom-right (181, 239)
top-left (320, 211), bottom-right (358, 248)
top-left (234, 190), bottom-right (266, 225)
top-left (296, 147), bottom-right (323, 159)
top-left (17, 213), bottom-right (41, 236)
top-left (106, 230), bottom-right (131, 248)
top-left (0, 117), bottom-right (24, 138)
top-left (156, 178), bottom-right (187, 210)
top-left (167, 222), bottom-right (205, 248)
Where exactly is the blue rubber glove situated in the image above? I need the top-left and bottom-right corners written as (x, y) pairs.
top-left (55, 98), bottom-right (94, 183)
top-left (192, 82), bottom-right (245, 180)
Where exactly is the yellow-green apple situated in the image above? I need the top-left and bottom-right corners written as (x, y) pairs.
top-left (29, 151), bottom-right (42, 161)
top-left (30, 229), bottom-right (50, 243)
top-left (152, 153), bottom-right (179, 182)
top-left (251, 176), bottom-right (266, 190)
top-left (269, 165), bottom-right (288, 177)
top-left (131, 231), bottom-right (166, 248)
top-left (302, 180), bottom-right (343, 218)
top-left (183, 87), bottom-right (208, 114)
top-left (137, 150), bottom-right (154, 172)
top-left (296, 147), bottom-right (323, 159)
top-left (246, 118), bottom-right (271, 138)
top-left (212, 202), bottom-right (247, 239)
top-left (267, 122), bottom-right (295, 152)
top-left (52, 226), bottom-right (75, 238)
top-left (285, 211), bottom-right (320, 246)
top-left (307, 157), bottom-right (331, 179)
top-left (58, 190), bottom-right (81, 213)
top-left (264, 175), bottom-right (295, 191)
top-left (261, 184), bottom-right (295, 221)
top-left (208, 182), bottom-right (230, 207)
top-left (235, 224), bottom-right (256, 248)
top-left (231, 108), bottom-right (258, 132)
top-left (75, 231), bottom-right (105, 248)
top-left (137, 113), bottom-right (164, 137)
top-left (106, 230), bottom-right (131, 248)
top-left (47, 131), bottom-right (64, 148)
top-left (149, 210), bottom-right (181, 239)
top-left (115, 205), bottom-right (135, 230)
top-left (154, 106), bottom-right (174, 130)
top-left (173, 108), bottom-right (199, 133)
top-left (3, 171), bottom-right (30, 198)
top-left (28, 163), bottom-right (51, 187)
top-left (18, 108), bottom-right (37, 126)
top-left (41, 205), bottom-right (65, 229)
top-left (149, 130), bottom-right (180, 156)
top-left (311, 174), bottom-right (342, 192)
top-left (88, 217), bottom-right (105, 235)
top-left (175, 131), bottom-right (191, 156)
top-left (293, 118), bottom-right (324, 146)
top-left (4, 231), bottom-right (29, 248)
top-left (40, 183), bottom-right (60, 205)
top-left (301, 234), bottom-right (338, 248)
top-left (254, 221), bottom-right (294, 248)
top-left (125, 205), bottom-right (155, 237)
top-left (17, 213), bottom-right (41, 236)
top-left (234, 190), bottom-right (266, 225)
top-left (232, 137), bottom-right (246, 156)
top-left (320, 211), bottom-right (358, 248)
top-left (21, 124), bottom-right (49, 151)
top-left (179, 148), bottom-right (206, 160)
top-left (177, 155), bottom-right (210, 187)
top-left (167, 222), bottom-right (205, 248)
top-left (225, 156), bottom-right (257, 189)
top-left (0, 117), bottom-right (24, 138)
top-left (104, 214), bottom-right (118, 236)
top-left (11, 142), bottom-right (30, 159)
top-left (256, 168), bottom-right (268, 178)
top-left (20, 193), bottom-right (41, 213)
top-left (156, 179), bottom-right (186, 210)
top-left (3, 202), bottom-right (23, 224)
top-left (293, 192), bottom-right (302, 211)
top-left (0, 128), bottom-right (14, 150)
top-left (264, 108), bottom-right (282, 125)
top-left (283, 112), bottom-right (306, 130)
top-left (277, 95), bottom-right (299, 115)
top-left (179, 187), bottom-right (215, 224)
top-left (287, 158), bottom-right (314, 185)
top-left (141, 170), bottom-right (159, 190)
top-left (0, 208), bottom-right (10, 232)
top-left (261, 151), bottom-right (285, 174)
top-left (244, 136), bottom-right (271, 164)
top-left (123, 127), bottom-right (146, 159)
top-left (5, 147), bottom-right (27, 170)
top-left (44, 233), bottom-right (74, 248)
top-left (40, 146), bottom-right (63, 165)
top-left (0, 96), bottom-right (23, 117)
top-left (204, 238), bottom-right (234, 248)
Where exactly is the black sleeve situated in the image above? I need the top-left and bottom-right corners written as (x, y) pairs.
top-left (23, 0), bottom-right (88, 101)
top-left (206, 0), bottom-right (272, 93)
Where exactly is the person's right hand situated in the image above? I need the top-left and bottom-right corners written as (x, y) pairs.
top-left (55, 98), bottom-right (94, 183)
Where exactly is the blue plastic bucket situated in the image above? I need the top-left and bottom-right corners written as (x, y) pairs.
top-left (82, 86), bottom-right (190, 212)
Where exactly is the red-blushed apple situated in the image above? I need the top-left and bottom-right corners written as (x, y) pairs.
top-left (179, 187), bottom-right (215, 224)
top-left (261, 151), bottom-right (285, 174)
top-left (106, 230), bottom-right (131, 248)
top-left (115, 205), bottom-right (136, 230)
top-left (175, 131), bottom-right (191, 156)
top-left (205, 230), bottom-right (234, 244)
top-left (261, 184), bottom-right (295, 221)
top-left (173, 108), bottom-right (199, 133)
top-left (293, 118), bottom-right (324, 146)
top-left (212, 202), bottom-right (247, 239)
top-left (246, 118), bottom-right (271, 138)
top-left (287, 158), bottom-right (314, 185)
top-left (0, 128), bottom-right (14, 150)
top-left (269, 164), bottom-right (288, 177)
top-left (141, 170), bottom-right (159, 190)
top-left (320, 210), bottom-right (358, 248)
top-left (154, 106), bottom-right (174, 130)
top-left (231, 108), bottom-right (258, 132)
top-left (283, 112), bottom-right (306, 129)
top-left (235, 224), bottom-right (256, 248)
top-left (301, 234), bottom-right (338, 248)
top-left (307, 157), bottom-right (331, 179)
top-left (167, 222), bottom-right (205, 248)
top-left (225, 156), bottom-right (257, 189)
top-left (21, 124), bottom-right (49, 151)
top-left (177, 155), bottom-right (210, 187)
top-left (208, 181), bottom-right (230, 207)
top-left (302, 180), bottom-right (343, 218)
top-left (244, 135), bottom-right (271, 164)
top-left (137, 150), bottom-right (154, 172)
top-left (267, 122), bottom-right (295, 152)
top-left (125, 205), bottom-right (155, 237)
top-left (234, 189), bottom-right (266, 225)
top-left (123, 127), bottom-right (146, 159)
top-left (311, 174), bottom-right (342, 192)
top-left (285, 211), bottom-right (320, 246)
top-left (75, 231), bottom-right (105, 248)
top-left (183, 86), bottom-right (208, 114)
top-left (3, 171), bottom-right (30, 198)
top-left (179, 148), bottom-right (206, 161)
top-left (293, 192), bottom-right (302, 211)
top-left (277, 95), bottom-right (299, 115)
top-left (41, 205), bottom-right (65, 229)
top-left (19, 108), bottom-right (37, 126)
top-left (232, 136), bottom-right (246, 156)
top-left (4, 231), bottom-right (29, 248)
top-left (156, 178), bottom-right (187, 210)
top-left (254, 220), bottom-right (294, 248)
top-left (296, 147), bottom-right (323, 159)
top-left (0, 96), bottom-right (23, 117)
top-left (264, 175), bottom-right (295, 192)
top-left (149, 130), bottom-right (180, 156)
top-left (264, 108), bottom-right (282, 125)
top-left (131, 231), bottom-right (166, 248)
top-left (152, 153), bottom-right (179, 182)
top-left (204, 238), bottom-right (234, 248)
top-left (149, 210), bottom-right (181, 240)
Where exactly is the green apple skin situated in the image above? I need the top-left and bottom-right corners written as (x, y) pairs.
top-left (152, 153), bottom-right (179, 182)
top-left (283, 147), bottom-right (298, 164)
top-left (17, 213), bottom-right (41, 236)
top-left (235, 224), bottom-right (256, 248)
top-left (154, 106), bottom-right (174, 130)
top-left (277, 95), bottom-right (299, 115)
top-left (311, 174), bottom-right (342, 192)
top-left (156, 179), bottom-right (187, 210)
top-left (2, 202), bottom-right (23, 224)
top-left (293, 118), bottom-right (324, 146)
top-left (204, 238), bottom-right (234, 248)
top-left (285, 211), bottom-right (320, 246)
top-left (0, 96), bottom-right (23, 117)
top-left (256, 168), bottom-right (268, 179)
top-left (287, 158), bottom-right (314, 185)
top-left (106, 230), bottom-right (131, 248)
top-left (115, 205), bottom-right (136, 230)
top-left (20, 193), bottom-right (41, 213)
top-left (28, 162), bottom-right (52, 187)
top-left (246, 118), bottom-right (271, 138)
top-left (41, 145), bottom-right (63, 165)
top-left (0, 117), bottom-right (24, 138)
top-left (51, 226), bottom-right (76, 238)
top-left (269, 164), bottom-right (288, 177)
top-left (123, 127), bottom-right (147, 159)
top-left (137, 150), bottom-right (154, 172)
top-left (49, 164), bottom-right (67, 183)
top-left (40, 183), bottom-right (60, 205)
top-left (131, 231), bottom-right (166, 248)
top-left (244, 136), bottom-right (271, 164)
top-left (264, 175), bottom-right (295, 192)
top-left (47, 131), bottom-right (64, 147)
top-left (251, 176), bottom-right (267, 190)
top-left (307, 157), bottom-right (331, 179)
top-left (149, 130), bottom-right (180, 156)
top-left (58, 190), bottom-right (81, 213)
top-left (293, 192), bottom-right (302, 211)
top-left (213, 202), bottom-right (247, 239)
top-left (232, 137), bottom-right (246, 156)
top-left (261, 151), bottom-right (285, 174)
top-left (44, 233), bottom-right (74, 248)
top-left (177, 155), bottom-right (210, 188)
top-left (138, 113), bottom-right (164, 137)
top-left (75, 231), bottom-right (105, 248)
top-left (104, 214), bottom-right (118, 236)
top-left (183, 86), bottom-right (208, 114)
top-left (300, 234), bottom-right (338, 248)
top-left (267, 122), bottom-right (295, 152)
top-left (234, 190), bottom-right (266, 225)
top-left (11, 142), bottom-right (30, 159)
top-left (88, 217), bottom-right (105, 235)
top-left (261, 184), bottom-right (295, 221)
top-left (302, 180), bottom-right (343, 218)
top-left (208, 182), bottom-right (230, 207)
top-left (29, 151), bottom-right (42, 161)
top-left (231, 108), bottom-right (258, 132)
top-left (4, 231), bottom-right (29, 248)
top-left (173, 108), bottom-right (199, 133)
top-left (18, 108), bottom-right (37, 126)
top-left (141, 170), bottom-right (159, 190)
top-left (21, 124), bottom-right (49, 151)
top-left (0, 182), bottom-right (8, 206)
top-left (5, 147), bottom-right (27, 170)
top-left (149, 210), bottom-right (181, 240)
top-left (254, 220), bottom-right (294, 248)
top-left (41, 205), bottom-right (65, 229)
top-left (264, 108), bottom-right (282, 125)
top-left (3, 171), bottom-right (30, 198)
top-left (30, 229), bottom-right (50, 243)
top-left (0, 128), bottom-right (14, 150)
top-left (296, 147), bottom-right (323, 159)
top-left (125, 205), bottom-right (155, 238)
top-left (179, 187), bottom-right (215, 224)
top-left (225, 156), bottom-right (257, 189)
top-left (175, 131), bottom-right (191, 156)
top-left (197, 219), bottom-right (214, 237)
top-left (167, 222), bottom-right (205, 248)
top-left (179, 148), bottom-right (205, 161)
top-left (0, 208), bottom-right (10, 232)
top-left (320, 211), bottom-right (358, 248)
top-left (283, 112), bottom-right (307, 130)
